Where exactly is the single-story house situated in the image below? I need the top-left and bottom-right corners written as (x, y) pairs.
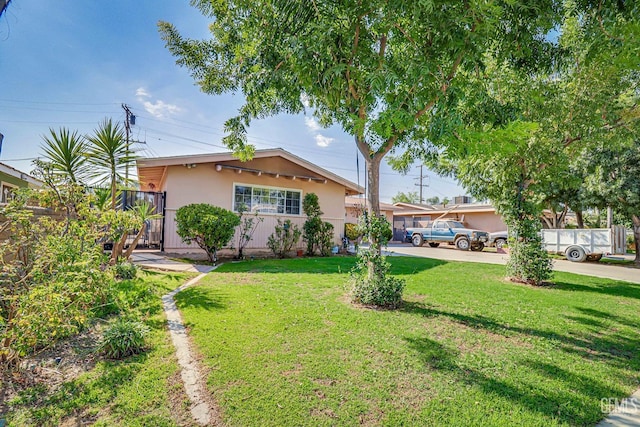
top-left (0, 162), bottom-right (42, 203)
top-left (136, 148), bottom-right (363, 256)
top-left (392, 202), bottom-right (507, 241)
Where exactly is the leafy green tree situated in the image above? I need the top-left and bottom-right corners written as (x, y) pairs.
top-left (40, 127), bottom-right (89, 185)
top-left (391, 191), bottom-right (419, 204)
top-left (175, 204), bottom-right (240, 263)
top-left (86, 119), bottom-right (136, 209)
top-left (159, 0), bottom-right (558, 227)
top-left (159, 0), bottom-right (560, 305)
top-left (583, 141), bottom-right (640, 265)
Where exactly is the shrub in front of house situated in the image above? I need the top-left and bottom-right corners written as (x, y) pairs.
top-left (175, 203), bottom-right (240, 263)
top-left (267, 219), bottom-right (301, 258)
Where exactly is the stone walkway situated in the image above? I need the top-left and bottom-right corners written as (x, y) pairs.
top-left (132, 253), bottom-right (219, 426)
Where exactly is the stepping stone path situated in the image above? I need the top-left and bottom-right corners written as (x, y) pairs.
top-left (162, 270), bottom-right (219, 426)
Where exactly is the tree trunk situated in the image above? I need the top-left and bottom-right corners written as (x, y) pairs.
top-left (575, 210), bottom-right (584, 228)
top-left (365, 154), bottom-right (382, 216)
top-left (632, 215), bottom-right (640, 266)
top-left (110, 232), bottom-right (128, 265)
top-left (123, 222), bottom-right (147, 260)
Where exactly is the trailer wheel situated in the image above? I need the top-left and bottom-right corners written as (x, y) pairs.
top-left (586, 254), bottom-right (603, 262)
top-left (565, 246), bottom-right (587, 262)
top-left (412, 234), bottom-right (424, 247)
top-left (455, 237), bottom-right (470, 251)
top-left (428, 242), bottom-right (440, 248)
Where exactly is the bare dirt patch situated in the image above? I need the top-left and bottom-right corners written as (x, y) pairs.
top-left (0, 323), bottom-right (102, 421)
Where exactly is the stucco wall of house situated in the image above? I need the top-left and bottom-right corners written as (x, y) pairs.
top-left (161, 162), bottom-right (349, 254)
top-left (445, 211), bottom-right (506, 232)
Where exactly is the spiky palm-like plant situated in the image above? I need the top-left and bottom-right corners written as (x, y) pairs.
top-left (86, 119), bottom-right (136, 209)
top-left (41, 127), bottom-right (89, 184)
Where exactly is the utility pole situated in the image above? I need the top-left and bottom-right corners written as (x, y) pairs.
top-left (122, 104), bottom-right (133, 182)
top-left (414, 165), bottom-right (429, 204)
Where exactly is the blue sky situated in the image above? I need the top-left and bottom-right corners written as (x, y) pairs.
top-left (0, 0), bottom-right (463, 203)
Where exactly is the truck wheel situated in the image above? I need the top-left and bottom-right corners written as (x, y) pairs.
top-left (412, 234), bottom-right (424, 247)
top-left (586, 254), bottom-right (603, 262)
top-left (495, 238), bottom-right (506, 249)
top-left (470, 242), bottom-right (485, 252)
top-left (455, 237), bottom-right (470, 251)
top-left (565, 246), bottom-right (587, 262)
top-left (428, 242), bottom-right (440, 248)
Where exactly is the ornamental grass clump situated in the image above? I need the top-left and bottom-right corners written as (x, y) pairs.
top-left (99, 318), bottom-right (150, 359)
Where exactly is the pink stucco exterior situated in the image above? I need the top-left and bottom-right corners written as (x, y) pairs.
top-left (137, 149), bottom-right (363, 256)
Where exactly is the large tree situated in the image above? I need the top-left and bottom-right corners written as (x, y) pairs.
top-left (583, 141), bottom-right (640, 265)
top-left (159, 0), bottom-right (558, 224)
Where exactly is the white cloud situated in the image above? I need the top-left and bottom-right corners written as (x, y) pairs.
top-left (315, 134), bottom-right (334, 148)
top-left (136, 87), bottom-right (150, 98)
top-left (142, 100), bottom-right (181, 118)
top-left (304, 116), bottom-right (321, 132)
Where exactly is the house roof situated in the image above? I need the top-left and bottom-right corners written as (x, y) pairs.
top-left (0, 162), bottom-right (42, 187)
top-left (393, 203), bottom-right (497, 217)
top-left (136, 148), bottom-right (364, 194)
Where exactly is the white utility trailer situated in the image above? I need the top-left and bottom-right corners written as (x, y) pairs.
top-left (542, 226), bottom-right (627, 262)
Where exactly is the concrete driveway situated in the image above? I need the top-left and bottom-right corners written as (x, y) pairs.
top-left (384, 243), bottom-right (640, 284)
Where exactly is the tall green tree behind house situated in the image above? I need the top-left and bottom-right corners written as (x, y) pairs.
top-left (391, 191), bottom-right (419, 205)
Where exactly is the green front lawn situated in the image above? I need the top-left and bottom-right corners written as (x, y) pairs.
top-left (176, 257), bottom-right (640, 426)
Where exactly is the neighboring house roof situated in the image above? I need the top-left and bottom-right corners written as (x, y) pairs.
top-left (394, 203), bottom-right (497, 217)
top-left (345, 196), bottom-right (395, 212)
top-left (392, 202), bottom-right (436, 211)
top-left (0, 162), bottom-right (42, 187)
top-left (136, 148), bottom-right (364, 195)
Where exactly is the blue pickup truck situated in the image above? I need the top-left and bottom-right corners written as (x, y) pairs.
top-left (405, 219), bottom-right (489, 251)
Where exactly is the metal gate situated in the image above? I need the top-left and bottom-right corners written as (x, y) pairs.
top-left (120, 190), bottom-right (166, 251)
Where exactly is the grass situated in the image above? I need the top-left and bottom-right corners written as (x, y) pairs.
top-left (175, 256), bottom-right (640, 426)
top-left (6, 270), bottom-right (196, 427)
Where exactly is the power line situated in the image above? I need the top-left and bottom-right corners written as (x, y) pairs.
top-left (0, 98), bottom-right (118, 106)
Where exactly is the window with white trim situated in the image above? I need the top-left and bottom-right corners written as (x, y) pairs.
top-left (1, 182), bottom-right (18, 203)
top-left (234, 184), bottom-right (301, 215)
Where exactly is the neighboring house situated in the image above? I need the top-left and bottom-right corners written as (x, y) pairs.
top-left (0, 162), bottom-right (41, 203)
top-left (392, 202), bottom-right (507, 241)
top-left (345, 196), bottom-right (395, 226)
top-left (136, 148), bottom-right (363, 256)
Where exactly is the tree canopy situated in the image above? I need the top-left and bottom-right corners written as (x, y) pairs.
top-left (159, 0), bottom-right (560, 217)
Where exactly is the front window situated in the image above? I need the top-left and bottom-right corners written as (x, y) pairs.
top-left (234, 184), bottom-right (301, 215)
top-left (1, 183), bottom-right (18, 203)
